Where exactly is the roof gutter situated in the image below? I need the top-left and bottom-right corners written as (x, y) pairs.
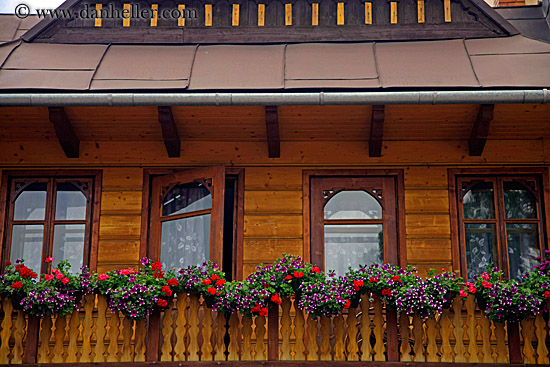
top-left (1, 90), bottom-right (549, 107)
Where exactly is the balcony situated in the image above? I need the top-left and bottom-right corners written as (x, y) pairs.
top-left (1, 293), bottom-right (549, 366)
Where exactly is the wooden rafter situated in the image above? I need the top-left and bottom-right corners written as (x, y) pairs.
top-left (468, 104), bottom-right (494, 156)
top-left (369, 105), bottom-right (385, 157)
top-left (48, 107), bottom-right (79, 158)
top-left (158, 106), bottom-right (181, 158)
top-left (265, 106), bottom-right (280, 158)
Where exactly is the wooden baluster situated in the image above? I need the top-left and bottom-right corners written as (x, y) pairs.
top-left (440, 307), bottom-right (453, 362)
top-left (174, 293), bottom-right (188, 361)
top-left (521, 317), bottom-right (536, 364)
top-left (425, 316), bottom-right (439, 362)
top-left (465, 295), bottom-right (479, 363)
top-left (535, 312), bottom-right (549, 364)
top-left (319, 316), bottom-right (331, 360)
top-left (188, 295), bottom-right (200, 361)
top-left (346, 307), bottom-right (359, 361)
top-left (399, 312), bottom-right (411, 361)
top-left (360, 297), bottom-right (372, 361)
top-left (493, 322), bottom-right (508, 363)
top-left (202, 306), bottom-right (214, 361)
top-left (80, 294), bottom-right (94, 362)
top-left (0, 298), bottom-right (13, 364)
top-left (161, 299), bottom-right (174, 361)
top-left (478, 314), bottom-right (492, 362)
top-left (306, 314), bottom-right (318, 360)
top-left (293, 299), bottom-right (306, 360)
top-left (121, 317), bottom-right (134, 362)
top-left (372, 301), bottom-right (385, 361)
top-left (134, 320), bottom-right (147, 362)
top-left (66, 309), bottom-right (81, 362)
top-left (214, 310), bottom-right (226, 361)
top-left (333, 314), bottom-right (346, 361)
top-left (38, 315), bottom-right (53, 363)
top-left (241, 315), bottom-right (253, 360)
top-left (12, 310), bottom-right (26, 364)
top-left (255, 315), bottom-right (267, 360)
top-left (107, 311), bottom-right (121, 362)
top-left (52, 315), bottom-right (67, 363)
top-left (94, 295), bottom-right (108, 362)
top-left (412, 314), bottom-right (425, 362)
top-left (228, 312), bottom-right (240, 360)
top-left (452, 297), bottom-right (466, 362)
top-left (280, 298), bottom-right (292, 360)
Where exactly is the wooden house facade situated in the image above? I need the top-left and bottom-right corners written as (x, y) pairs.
top-left (0, 0), bottom-right (550, 365)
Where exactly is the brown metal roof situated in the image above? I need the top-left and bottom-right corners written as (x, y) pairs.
top-left (188, 45), bottom-right (285, 90)
top-left (376, 40), bottom-right (480, 88)
top-left (91, 45), bottom-right (196, 90)
top-left (0, 35), bottom-right (549, 91)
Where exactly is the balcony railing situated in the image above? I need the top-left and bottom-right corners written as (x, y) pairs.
top-left (1, 294), bottom-right (549, 365)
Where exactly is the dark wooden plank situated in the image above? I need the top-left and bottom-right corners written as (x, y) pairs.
top-left (158, 106), bottom-right (181, 158)
top-left (386, 309), bottom-right (399, 361)
top-left (146, 310), bottom-right (161, 361)
top-left (48, 107), bottom-right (80, 158)
top-left (508, 321), bottom-right (522, 364)
top-left (23, 315), bottom-right (40, 364)
top-left (468, 104), bottom-right (494, 156)
top-left (265, 106), bottom-right (280, 159)
top-left (267, 303), bottom-right (279, 361)
top-left (369, 105), bottom-right (385, 158)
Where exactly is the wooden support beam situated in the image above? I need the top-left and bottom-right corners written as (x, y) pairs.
top-left (48, 107), bottom-right (79, 158)
top-left (265, 106), bottom-right (280, 158)
top-left (468, 104), bottom-right (494, 156)
top-left (369, 105), bottom-right (385, 157)
top-left (158, 106), bottom-right (181, 158)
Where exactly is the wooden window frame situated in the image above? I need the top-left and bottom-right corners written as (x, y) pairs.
top-left (449, 167), bottom-right (550, 279)
top-left (140, 167), bottom-right (245, 279)
top-left (303, 169), bottom-right (406, 268)
top-left (0, 170), bottom-right (102, 272)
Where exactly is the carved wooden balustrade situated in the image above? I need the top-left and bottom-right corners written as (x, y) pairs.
top-left (0, 294), bottom-right (549, 365)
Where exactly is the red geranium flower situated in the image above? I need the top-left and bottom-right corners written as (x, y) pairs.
top-left (353, 279), bottom-right (364, 291)
top-left (153, 270), bottom-right (164, 279)
top-left (157, 299), bottom-right (168, 307)
top-left (215, 279), bottom-right (225, 287)
top-left (381, 289), bottom-right (391, 296)
top-left (544, 291), bottom-right (550, 299)
top-left (284, 274), bottom-right (293, 280)
top-left (45, 257), bottom-right (54, 263)
top-left (12, 281), bottom-right (23, 289)
top-left (259, 307), bottom-right (268, 317)
top-left (167, 278), bottom-right (179, 286)
top-left (391, 275), bottom-right (401, 283)
top-left (203, 278), bottom-right (212, 285)
top-left (152, 261), bottom-right (163, 271)
top-left (481, 281), bottom-right (492, 289)
top-left (293, 271), bottom-right (303, 278)
top-left (271, 293), bottom-right (282, 305)
top-left (211, 274), bottom-right (221, 281)
top-left (369, 277), bottom-right (378, 283)
top-left (311, 266), bottom-right (321, 273)
top-left (207, 287), bottom-right (217, 295)
top-left (5, 261), bottom-right (11, 266)
top-left (162, 285), bottom-right (173, 297)
top-left (343, 299), bottom-right (351, 309)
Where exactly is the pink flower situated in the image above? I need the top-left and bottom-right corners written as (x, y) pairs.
top-left (45, 257), bottom-right (54, 263)
top-left (61, 277), bottom-right (69, 284)
top-left (56, 273), bottom-right (64, 280)
top-left (98, 274), bottom-right (109, 281)
top-left (480, 273), bottom-right (490, 280)
top-left (459, 290), bottom-right (468, 298)
top-left (481, 281), bottom-right (492, 289)
top-left (44, 274), bottom-right (54, 281)
top-left (468, 286), bottom-right (477, 294)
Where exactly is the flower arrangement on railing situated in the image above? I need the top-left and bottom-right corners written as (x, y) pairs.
top-left (1, 251), bottom-right (549, 322)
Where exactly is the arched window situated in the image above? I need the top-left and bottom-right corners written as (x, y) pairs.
top-left (2, 173), bottom-right (99, 274)
top-left (309, 174), bottom-right (402, 276)
top-left (456, 175), bottom-right (545, 281)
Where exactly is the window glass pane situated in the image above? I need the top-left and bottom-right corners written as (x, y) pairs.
top-left (465, 223), bottom-right (497, 281)
top-left (52, 224), bottom-right (85, 273)
top-left (324, 224), bottom-right (383, 276)
top-left (163, 183), bottom-right (212, 217)
top-left (324, 191), bottom-right (382, 220)
top-left (504, 182), bottom-right (537, 219)
top-left (507, 223), bottom-right (540, 281)
top-left (55, 183), bottom-right (87, 220)
top-left (160, 214), bottom-right (211, 269)
top-left (10, 224), bottom-right (44, 274)
top-left (462, 182), bottom-right (495, 220)
top-left (14, 183), bottom-right (47, 221)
